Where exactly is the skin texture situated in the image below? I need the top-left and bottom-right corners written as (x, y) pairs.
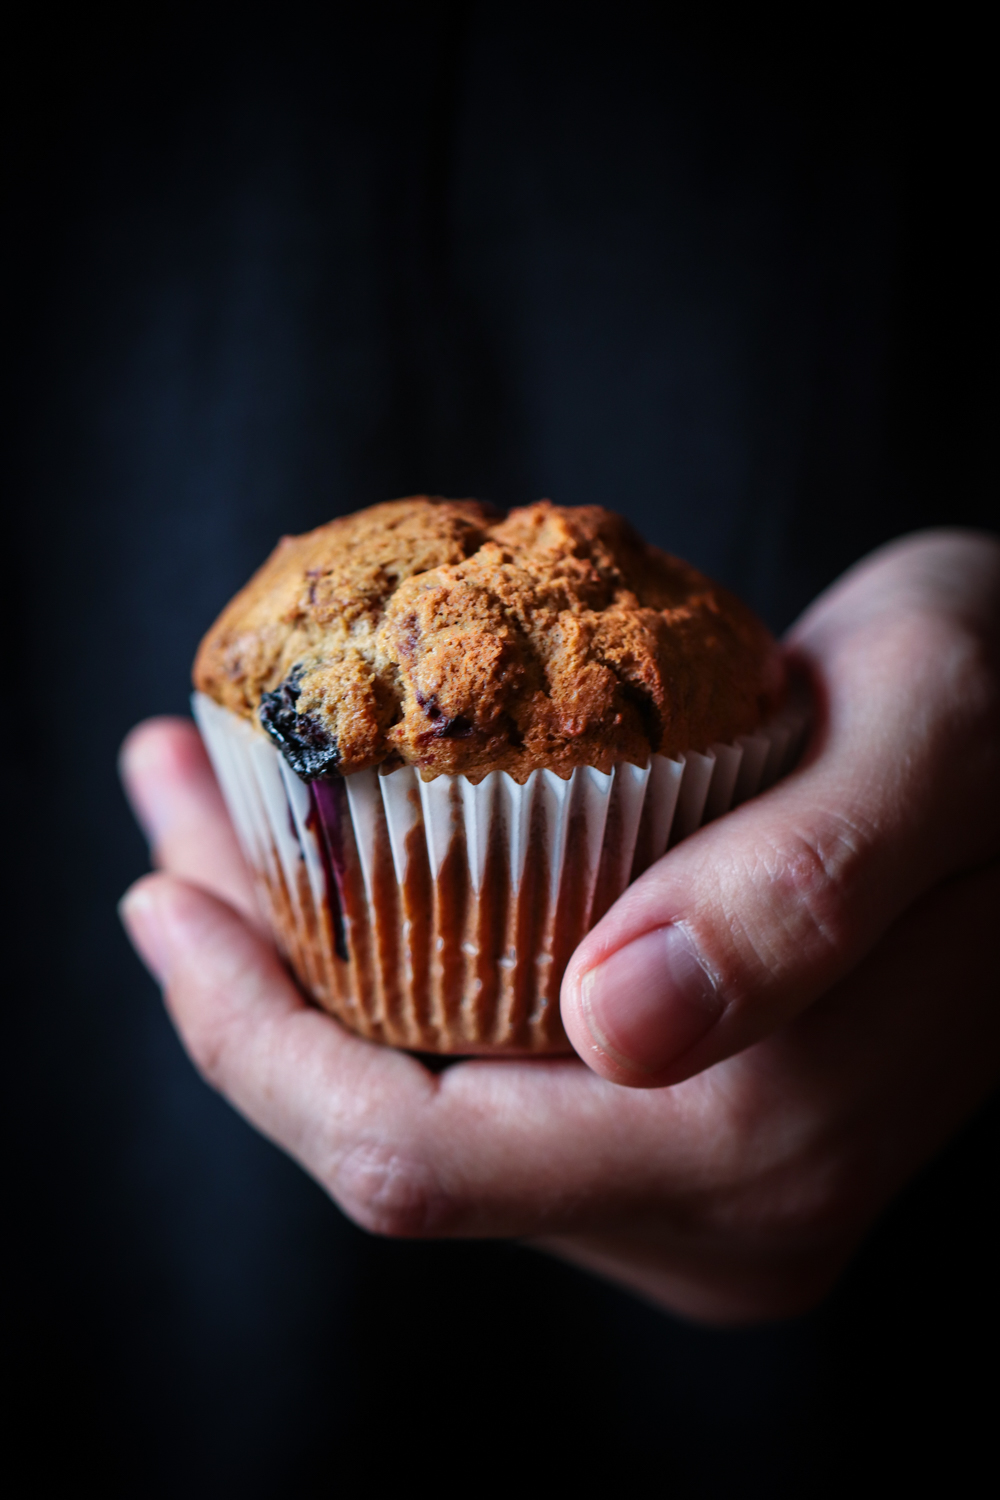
top-left (120, 531), bottom-right (1000, 1324)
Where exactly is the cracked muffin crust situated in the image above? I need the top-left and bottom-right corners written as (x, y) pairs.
top-left (194, 496), bottom-right (784, 782)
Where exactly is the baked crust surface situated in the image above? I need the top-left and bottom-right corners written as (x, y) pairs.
top-left (194, 497), bottom-right (784, 781)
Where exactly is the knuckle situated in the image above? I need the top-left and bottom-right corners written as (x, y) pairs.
top-left (757, 1160), bottom-right (869, 1246)
top-left (768, 817), bottom-right (868, 962)
top-left (173, 1006), bottom-right (234, 1091)
top-left (718, 1110), bottom-right (871, 1252)
top-left (329, 1140), bottom-right (454, 1239)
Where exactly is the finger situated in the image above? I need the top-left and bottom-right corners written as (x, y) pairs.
top-left (561, 532), bottom-right (1000, 1087)
top-left (119, 872), bottom-right (459, 1226)
top-left (119, 717), bottom-right (259, 922)
top-left (117, 856), bottom-right (1000, 1304)
top-left (547, 858), bottom-right (1000, 1321)
top-left (116, 873), bottom-right (702, 1239)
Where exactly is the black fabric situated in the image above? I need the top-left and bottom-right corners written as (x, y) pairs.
top-left (8, 4), bottom-right (997, 1493)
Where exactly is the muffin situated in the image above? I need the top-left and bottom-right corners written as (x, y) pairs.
top-left (193, 497), bottom-right (795, 1053)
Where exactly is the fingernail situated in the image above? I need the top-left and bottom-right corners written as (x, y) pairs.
top-left (579, 925), bottom-right (722, 1076)
top-left (119, 884), bottom-right (171, 981)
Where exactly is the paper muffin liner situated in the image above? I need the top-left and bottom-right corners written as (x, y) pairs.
top-left (192, 693), bottom-right (806, 1054)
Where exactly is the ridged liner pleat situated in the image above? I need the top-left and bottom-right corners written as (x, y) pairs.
top-left (193, 694), bottom-right (806, 1054)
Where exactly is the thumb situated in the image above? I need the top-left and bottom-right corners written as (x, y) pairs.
top-left (561, 533), bottom-right (1000, 1088)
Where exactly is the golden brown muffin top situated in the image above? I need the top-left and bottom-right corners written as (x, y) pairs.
top-left (194, 497), bottom-right (784, 782)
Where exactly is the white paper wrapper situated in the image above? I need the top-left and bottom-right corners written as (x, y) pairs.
top-left (193, 693), bottom-right (806, 1054)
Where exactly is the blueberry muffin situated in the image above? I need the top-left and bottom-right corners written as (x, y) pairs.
top-left (193, 498), bottom-right (786, 1053)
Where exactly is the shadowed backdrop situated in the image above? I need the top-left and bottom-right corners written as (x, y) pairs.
top-left (7, 3), bottom-right (997, 1493)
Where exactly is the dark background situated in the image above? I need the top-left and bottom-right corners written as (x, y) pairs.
top-left (7, 3), bottom-right (998, 1493)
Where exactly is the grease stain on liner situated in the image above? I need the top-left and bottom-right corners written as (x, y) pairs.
top-left (192, 693), bottom-right (806, 1055)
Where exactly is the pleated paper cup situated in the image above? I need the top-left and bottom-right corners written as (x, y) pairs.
top-left (193, 693), bottom-right (806, 1055)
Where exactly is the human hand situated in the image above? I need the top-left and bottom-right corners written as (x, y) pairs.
top-left (119, 530), bottom-right (1000, 1323)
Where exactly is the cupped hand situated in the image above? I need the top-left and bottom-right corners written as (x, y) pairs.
top-left (119, 530), bottom-right (1000, 1323)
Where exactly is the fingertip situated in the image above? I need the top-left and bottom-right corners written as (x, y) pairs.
top-left (119, 716), bottom-right (223, 853)
top-left (118, 870), bottom-right (162, 915)
top-left (119, 715), bottom-right (206, 788)
top-left (562, 924), bottom-right (723, 1089)
top-left (118, 871), bottom-right (230, 976)
top-left (560, 986), bottom-right (643, 1087)
top-left (119, 872), bottom-right (174, 981)
top-left (120, 872), bottom-right (295, 1007)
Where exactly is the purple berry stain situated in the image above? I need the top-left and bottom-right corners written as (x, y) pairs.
top-left (306, 779), bottom-right (349, 962)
